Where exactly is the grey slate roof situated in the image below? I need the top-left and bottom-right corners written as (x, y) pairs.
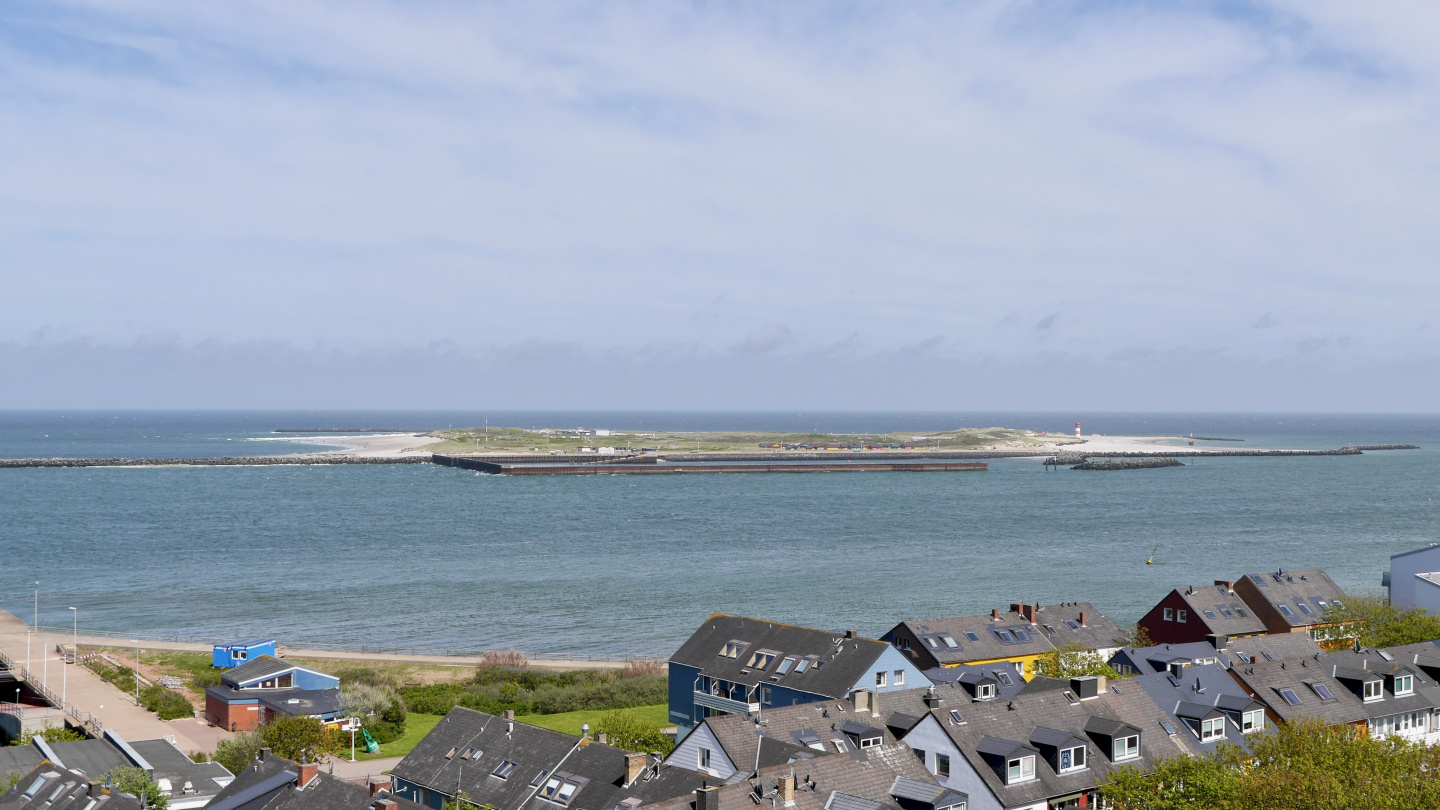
top-left (0, 748), bottom-right (45, 785)
top-left (1236, 569), bottom-right (1349, 629)
top-left (0, 763), bottom-right (143, 810)
top-left (1230, 650), bottom-right (1440, 727)
top-left (642, 740), bottom-right (937, 810)
top-left (1128, 664), bottom-right (1263, 754)
top-left (698, 701), bottom-right (899, 774)
top-left (1109, 643), bottom-right (1230, 675)
top-left (209, 752), bottom-right (421, 810)
top-left (893, 603), bottom-right (1124, 669)
top-left (43, 740), bottom-right (131, 781)
top-left (1172, 585), bottom-right (1267, 636)
top-left (128, 739), bottom-right (234, 799)
top-left (921, 665), bottom-right (1029, 701)
top-left (394, 707), bottom-right (706, 810)
top-left (921, 685), bottom-right (1200, 809)
top-left (670, 615), bottom-right (891, 698)
top-left (1220, 633), bottom-right (1324, 664)
top-left (258, 690), bottom-right (343, 718)
top-left (222, 657), bottom-right (303, 687)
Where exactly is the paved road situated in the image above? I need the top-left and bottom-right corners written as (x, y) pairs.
top-left (0, 611), bottom-right (207, 754)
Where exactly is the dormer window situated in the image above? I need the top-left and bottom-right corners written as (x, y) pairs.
top-left (1395, 675), bottom-right (1414, 695)
top-left (1113, 736), bottom-right (1139, 761)
top-left (1200, 718), bottom-right (1225, 742)
top-left (1242, 710), bottom-right (1265, 733)
top-left (977, 684), bottom-right (995, 700)
top-left (1059, 746), bottom-right (1086, 773)
top-left (1006, 755), bottom-right (1035, 783)
top-left (1364, 680), bottom-right (1383, 701)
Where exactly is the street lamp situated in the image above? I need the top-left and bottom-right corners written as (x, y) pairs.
top-left (133, 641), bottom-right (141, 707)
top-left (64, 607), bottom-right (75, 706)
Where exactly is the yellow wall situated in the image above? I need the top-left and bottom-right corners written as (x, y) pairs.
top-left (944, 654), bottom-right (1047, 681)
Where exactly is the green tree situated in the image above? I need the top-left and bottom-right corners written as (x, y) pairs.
top-left (1313, 593), bottom-right (1440, 649)
top-left (1033, 642), bottom-right (1125, 680)
top-left (442, 791), bottom-right (491, 810)
top-left (4, 772), bottom-right (22, 793)
top-left (105, 767), bottom-right (169, 810)
top-left (140, 685), bottom-right (195, 721)
top-left (595, 710), bottom-right (674, 755)
top-left (1100, 719), bottom-right (1440, 810)
top-left (10, 726), bottom-right (87, 746)
top-left (260, 716), bottom-right (337, 763)
top-left (1120, 623), bottom-right (1154, 649)
top-left (213, 730), bottom-right (264, 776)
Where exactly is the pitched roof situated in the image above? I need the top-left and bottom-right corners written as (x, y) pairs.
top-left (670, 615), bottom-right (891, 698)
top-left (394, 707), bottom-right (705, 810)
top-left (43, 740), bottom-right (131, 780)
top-left (0, 763), bottom-right (144, 810)
top-left (923, 687), bottom-right (1199, 809)
top-left (1127, 664), bottom-right (1263, 754)
top-left (1237, 570), bottom-right (1349, 629)
top-left (1220, 633), bottom-right (1325, 664)
top-left (894, 615), bottom-right (1054, 665)
top-left (642, 740), bottom-right (938, 810)
top-left (1229, 653), bottom-right (1440, 726)
top-left (127, 738), bottom-right (234, 799)
top-left (1112, 643), bottom-right (1229, 675)
top-left (1170, 585), bottom-right (1268, 636)
top-left (700, 701), bottom-right (898, 772)
top-left (208, 752), bottom-right (422, 810)
top-left (221, 656), bottom-right (336, 688)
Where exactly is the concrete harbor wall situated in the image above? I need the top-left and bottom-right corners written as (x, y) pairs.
top-left (0, 455), bottom-right (431, 468)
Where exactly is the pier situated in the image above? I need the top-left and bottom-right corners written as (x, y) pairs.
top-left (432, 455), bottom-right (989, 475)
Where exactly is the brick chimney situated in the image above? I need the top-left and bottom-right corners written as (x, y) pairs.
top-left (374, 800), bottom-right (397, 810)
top-left (843, 630), bottom-right (857, 640)
top-left (596, 733), bottom-right (608, 744)
top-left (503, 709), bottom-right (516, 721)
top-left (1078, 611), bottom-right (1087, 627)
top-left (991, 609), bottom-right (1000, 621)
top-left (624, 752), bottom-right (646, 787)
top-left (368, 777), bottom-right (392, 797)
top-left (778, 774), bottom-right (795, 807)
top-left (87, 782), bottom-right (103, 798)
top-left (695, 785), bottom-right (718, 810)
top-left (297, 762), bottom-right (319, 789)
top-left (1215, 580), bottom-right (1234, 593)
top-left (850, 689), bottom-right (873, 714)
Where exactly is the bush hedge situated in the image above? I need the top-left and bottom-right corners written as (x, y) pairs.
top-left (400, 668), bottom-right (666, 717)
top-left (141, 684), bottom-right (195, 720)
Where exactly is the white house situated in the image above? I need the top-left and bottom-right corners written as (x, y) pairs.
top-left (1387, 544), bottom-right (1440, 614)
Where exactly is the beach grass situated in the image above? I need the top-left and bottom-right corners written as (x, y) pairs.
top-left (516, 704), bottom-right (671, 737)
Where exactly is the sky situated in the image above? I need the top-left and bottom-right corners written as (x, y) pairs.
top-left (2, 1), bottom-right (1439, 410)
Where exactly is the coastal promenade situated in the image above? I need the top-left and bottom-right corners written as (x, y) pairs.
top-left (0, 610), bottom-right (208, 753)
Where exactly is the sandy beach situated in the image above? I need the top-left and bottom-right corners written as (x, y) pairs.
top-left (292, 432), bottom-right (444, 457)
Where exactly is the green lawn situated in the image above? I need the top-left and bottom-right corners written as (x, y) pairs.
top-left (516, 704), bottom-right (670, 736)
top-left (350, 713), bottom-right (444, 761)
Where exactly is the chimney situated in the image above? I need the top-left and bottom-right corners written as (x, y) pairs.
top-left (1078, 611), bottom-right (1087, 627)
top-left (596, 733), bottom-right (608, 744)
top-left (1009, 603), bottom-right (1023, 616)
top-left (851, 689), bottom-right (873, 714)
top-left (695, 785), bottom-right (719, 810)
top-left (624, 752), bottom-right (646, 787)
top-left (503, 709), bottom-right (516, 721)
top-left (297, 762), bottom-right (319, 788)
top-left (991, 609), bottom-right (1000, 621)
top-left (259, 748), bottom-right (272, 762)
top-left (778, 774), bottom-right (796, 807)
top-left (1206, 634), bottom-right (1228, 650)
top-left (368, 778), bottom-right (392, 797)
top-left (1215, 580), bottom-right (1234, 592)
top-left (1069, 677), bottom-right (1100, 700)
top-left (374, 800), bottom-right (397, 810)
top-left (922, 686), bottom-right (943, 709)
top-left (87, 782), bottom-right (103, 798)
top-left (843, 630), bottom-right (857, 640)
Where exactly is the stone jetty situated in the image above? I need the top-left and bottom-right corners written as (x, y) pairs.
top-left (1072, 457), bottom-right (1184, 471)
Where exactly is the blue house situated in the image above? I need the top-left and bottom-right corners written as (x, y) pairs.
top-left (668, 613), bottom-right (931, 738)
top-left (212, 639), bottom-right (277, 668)
top-left (203, 656), bottom-right (342, 731)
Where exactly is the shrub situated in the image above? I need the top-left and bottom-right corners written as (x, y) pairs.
top-left (141, 685), bottom-right (195, 721)
top-left (340, 682), bottom-right (408, 744)
top-left (1033, 643), bottom-right (1125, 680)
top-left (261, 716), bottom-right (338, 763)
top-left (478, 650), bottom-right (529, 670)
top-left (595, 710), bottom-right (673, 755)
top-left (10, 726), bottom-right (87, 746)
top-left (214, 730), bottom-right (264, 776)
top-left (1313, 593), bottom-right (1440, 649)
top-left (621, 660), bottom-right (666, 679)
top-left (105, 767), bottom-right (168, 810)
top-left (399, 668), bottom-right (666, 717)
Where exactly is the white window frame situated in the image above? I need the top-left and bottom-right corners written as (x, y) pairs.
top-left (1006, 755), bottom-right (1035, 783)
top-left (1163, 608), bottom-right (1174, 621)
top-left (1113, 735), bottom-right (1139, 761)
top-left (1242, 710), bottom-right (1264, 733)
top-left (1395, 675), bottom-right (1414, 695)
top-left (1200, 717), bottom-right (1224, 742)
top-left (876, 671), bottom-right (887, 688)
top-left (1059, 745), bottom-right (1086, 773)
top-left (698, 748), bottom-right (711, 769)
top-left (894, 669), bottom-right (905, 686)
top-left (1364, 680), bottom-right (1383, 701)
top-left (1177, 610), bottom-right (1187, 624)
top-left (936, 752), bottom-right (950, 778)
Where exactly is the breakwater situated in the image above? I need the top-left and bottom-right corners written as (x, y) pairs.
top-left (0, 455), bottom-right (430, 468)
top-left (432, 454), bottom-right (987, 475)
top-left (1350, 444), bottom-right (1419, 451)
top-left (1072, 457), bottom-right (1184, 471)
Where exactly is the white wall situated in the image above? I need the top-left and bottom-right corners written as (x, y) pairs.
top-left (902, 714), bottom-right (1004, 810)
top-left (664, 721), bottom-right (736, 780)
top-left (858, 646), bottom-right (934, 693)
top-left (1391, 545), bottom-right (1440, 613)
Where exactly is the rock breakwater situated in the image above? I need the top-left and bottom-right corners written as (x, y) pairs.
top-left (1072, 457), bottom-right (1184, 471)
top-left (0, 455), bottom-right (431, 468)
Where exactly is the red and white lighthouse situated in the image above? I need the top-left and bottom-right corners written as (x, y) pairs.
top-left (1075, 421), bottom-right (1082, 437)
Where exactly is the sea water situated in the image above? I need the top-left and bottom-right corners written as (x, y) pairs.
top-left (1, 411), bottom-right (1437, 655)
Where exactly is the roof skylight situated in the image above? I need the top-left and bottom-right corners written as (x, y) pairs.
top-left (1278, 689), bottom-right (1302, 706)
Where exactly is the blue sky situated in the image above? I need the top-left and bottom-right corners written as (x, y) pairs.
top-left (3, 1), bottom-right (1438, 409)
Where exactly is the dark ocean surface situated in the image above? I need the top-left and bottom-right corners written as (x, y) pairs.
top-left (1, 411), bottom-right (1436, 656)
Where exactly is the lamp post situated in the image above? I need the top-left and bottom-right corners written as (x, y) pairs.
top-left (134, 641), bottom-right (141, 706)
top-left (64, 607), bottom-right (75, 705)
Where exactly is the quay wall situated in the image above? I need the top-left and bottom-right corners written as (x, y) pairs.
top-left (0, 455), bottom-right (431, 468)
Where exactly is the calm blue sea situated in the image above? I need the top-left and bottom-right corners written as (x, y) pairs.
top-left (1, 411), bottom-right (1437, 656)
